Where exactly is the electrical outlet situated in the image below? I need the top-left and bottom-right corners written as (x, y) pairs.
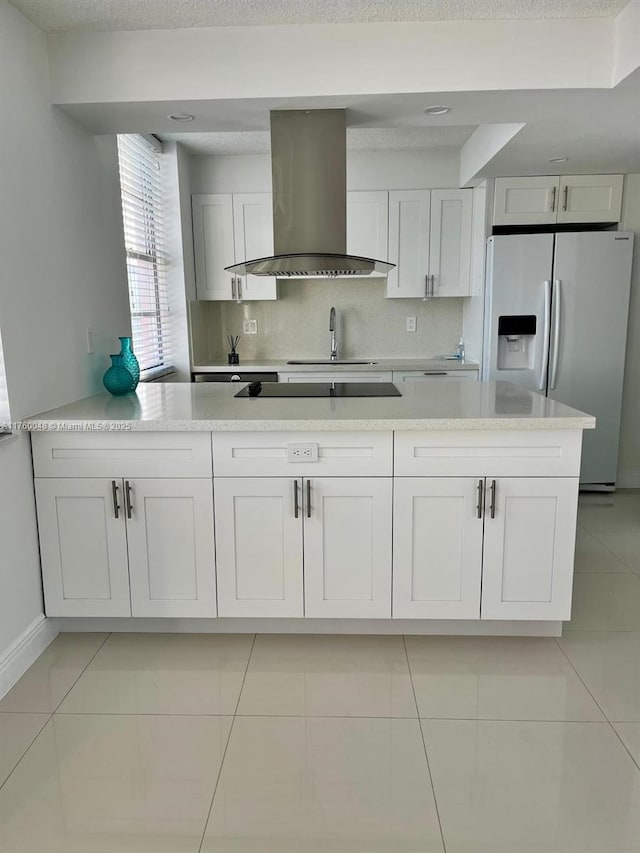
top-left (243, 319), bottom-right (258, 334)
top-left (406, 316), bottom-right (417, 333)
top-left (287, 442), bottom-right (319, 462)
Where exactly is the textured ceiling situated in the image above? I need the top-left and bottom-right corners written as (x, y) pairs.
top-left (9, 0), bottom-right (629, 34)
top-left (159, 125), bottom-right (477, 155)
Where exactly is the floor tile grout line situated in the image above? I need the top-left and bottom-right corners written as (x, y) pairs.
top-left (553, 635), bottom-right (640, 774)
top-left (403, 635), bottom-right (448, 853)
top-left (51, 632), bottom-right (112, 715)
top-left (580, 525), bottom-right (637, 573)
top-left (196, 632), bottom-right (257, 853)
top-left (0, 713), bottom-right (52, 796)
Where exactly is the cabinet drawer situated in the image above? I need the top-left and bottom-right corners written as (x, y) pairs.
top-left (392, 370), bottom-right (478, 382)
top-left (32, 432), bottom-right (213, 478)
top-left (213, 431), bottom-right (393, 477)
top-left (278, 372), bottom-right (392, 383)
top-left (394, 430), bottom-right (582, 477)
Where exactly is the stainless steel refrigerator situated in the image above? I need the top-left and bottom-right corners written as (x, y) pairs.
top-left (482, 231), bottom-right (634, 488)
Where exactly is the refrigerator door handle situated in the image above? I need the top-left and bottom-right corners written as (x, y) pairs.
top-left (549, 279), bottom-right (562, 390)
top-left (539, 280), bottom-right (552, 390)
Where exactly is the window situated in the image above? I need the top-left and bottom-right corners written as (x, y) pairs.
top-left (0, 328), bottom-right (10, 431)
top-left (116, 135), bottom-right (173, 376)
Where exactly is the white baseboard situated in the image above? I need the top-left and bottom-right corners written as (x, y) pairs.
top-left (55, 617), bottom-right (562, 638)
top-left (617, 470), bottom-right (640, 489)
top-left (0, 616), bottom-right (58, 701)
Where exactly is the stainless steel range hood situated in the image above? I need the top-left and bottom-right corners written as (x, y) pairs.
top-left (225, 110), bottom-right (394, 278)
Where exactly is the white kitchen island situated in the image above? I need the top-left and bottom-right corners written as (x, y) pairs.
top-left (24, 380), bottom-right (594, 637)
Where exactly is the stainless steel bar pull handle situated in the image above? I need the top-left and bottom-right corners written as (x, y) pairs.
top-left (237, 277), bottom-right (242, 302)
top-left (476, 479), bottom-right (484, 519)
top-left (550, 279), bottom-right (562, 390)
top-left (125, 480), bottom-right (133, 519)
top-left (562, 185), bottom-right (568, 211)
top-left (293, 479), bottom-right (299, 519)
top-left (550, 186), bottom-right (556, 212)
top-left (539, 280), bottom-right (552, 390)
top-left (423, 274), bottom-right (429, 300)
top-left (306, 479), bottom-right (312, 518)
top-left (111, 480), bottom-right (120, 519)
top-left (490, 480), bottom-right (497, 519)
top-left (231, 278), bottom-right (237, 301)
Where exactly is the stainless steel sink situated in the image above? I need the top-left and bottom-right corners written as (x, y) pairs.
top-left (286, 359), bottom-right (378, 365)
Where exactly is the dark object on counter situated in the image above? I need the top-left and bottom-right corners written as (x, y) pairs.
top-left (226, 335), bottom-right (240, 364)
top-left (227, 352), bottom-right (240, 364)
top-left (192, 372), bottom-right (278, 383)
top-left (235, 382), bottom-right (402, 398)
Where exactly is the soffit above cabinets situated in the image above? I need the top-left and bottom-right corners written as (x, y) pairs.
top-left (11, 0), bottom-right (628, 34)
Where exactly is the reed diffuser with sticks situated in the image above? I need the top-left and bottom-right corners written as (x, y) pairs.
top-left (227, 335), bottom-right (240, 365)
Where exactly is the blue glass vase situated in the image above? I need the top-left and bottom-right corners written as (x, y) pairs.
top-left (119, 336), bottom-right (140, 390)
top-left (103, 354), bottom-right (135, 396)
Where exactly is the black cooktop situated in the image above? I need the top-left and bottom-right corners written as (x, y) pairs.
top-left (235, 381), bottom-right (402, 398)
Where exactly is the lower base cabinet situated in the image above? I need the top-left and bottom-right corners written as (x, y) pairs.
top-left (393, 476), bottom-right (578, 621)
top-left (214, 477), bottom-right (393, 618)
top-left (35, 478), bottom-right (216, 618)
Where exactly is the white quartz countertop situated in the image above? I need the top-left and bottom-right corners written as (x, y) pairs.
top-left (23, 381), bottom-right (595, 432)
top-left (191, 358), bottom-right (479, 373)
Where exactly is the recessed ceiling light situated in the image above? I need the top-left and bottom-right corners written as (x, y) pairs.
top-left (424, 105), bottom-right (451, 116)
top-left (168, 113), bottom-right (195, 122)
top-left (548, 157), bottom-right (569, 163)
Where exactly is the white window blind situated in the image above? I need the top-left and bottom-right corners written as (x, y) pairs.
top-left (117, 134), bottom-right (173, 376)
top-left (0, 329), bottom-right (10, 431)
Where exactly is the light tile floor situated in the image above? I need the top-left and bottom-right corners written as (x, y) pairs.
top-left (0, 491), bottom-right (639, 851)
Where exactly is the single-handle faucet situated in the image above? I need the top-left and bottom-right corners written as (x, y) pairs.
top-left (329, 306), bottom-right (338, 361)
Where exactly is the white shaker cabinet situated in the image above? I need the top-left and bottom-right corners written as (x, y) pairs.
top-left (214, 475), bottom-right (393, 619)
top-left (481, 477), bottom-right (578, 620)
top-left (556, 175), bottom-right (624, 224)
top-left (386, 189), bottom-right (472, 298)
top-left (493, 177), bottom-right (559, 226)
top-left (35, 478), bottom-right (131, 617)
top-left (304, 478), bottom-right (392, 618)
top-left (393, 478), bottom-right (484, 619)
top-left (392, 472), bottom-right (578, 621)
top-left (126, 479), bottom-right (216, 618)
top-left (214, 477), bottom-right (304, 618)
top-left (193, 193), bottom-right (277, 301)
top-left (347, 191), bottom-right (389, 260)
top-left (387, 190), bottom-right (431, 298)
top-left (36, 477), bottom-right (216, 618)
top-left (493, 174), bottom-right (623, 226)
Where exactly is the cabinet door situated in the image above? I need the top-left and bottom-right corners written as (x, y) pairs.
top-left (386, 190), bottom-right (430, 298)
top-left (232, 193), bottom-right (277, 300)
top-left (303, 478), bottom-right (392, 618)
top-left (393, 478), bottom-right (483, 619)
top-left (347, 191), bottom-right (389, 260)
top-left (481, 477), bottom-right (578, 620)
top-left (493, 177), bottom-right (559, 226)
top-left (192, 194), bottom-right (236, 300)
top-left (429, 189), bottom-right (472, 297)
top-left (126, 479), bottom-right (216, 618)
top-left (214, 478), bottom-right (303, 617)
top-left (556, 175), bottom-right (623, 224)
top-left (35, 478), bottom-right (130, 617)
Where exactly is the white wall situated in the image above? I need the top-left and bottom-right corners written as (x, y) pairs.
top-left (47, 18), bottom-right (613, 106)
top-left (0, 1), bottom-right (131, 674)
top-left (190, 148), bottom-right (461, 194)
top-left (618, 173), bottom-right (640, 485)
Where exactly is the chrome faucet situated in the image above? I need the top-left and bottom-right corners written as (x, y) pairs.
top-left (329, 306), bottom-right (338, 361)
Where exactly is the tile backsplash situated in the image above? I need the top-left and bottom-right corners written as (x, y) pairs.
top-left (192, 279), bottom-right (463, 363)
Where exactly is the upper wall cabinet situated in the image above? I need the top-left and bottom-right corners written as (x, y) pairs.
top-left (347, 191), bottom-right (389, 260)
top-left (493, 175), bottom-right (623, 226)
top-left (386, 189), bottom-right (473, 298)
top-left (192, 193), bottom-right (277, 301)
